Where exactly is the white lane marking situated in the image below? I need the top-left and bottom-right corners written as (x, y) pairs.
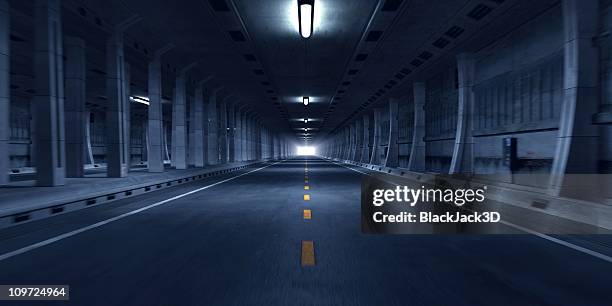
top-left (328, 159), bottom-right (612, 264)
top-left (0, 161), bottom-right (285, 262)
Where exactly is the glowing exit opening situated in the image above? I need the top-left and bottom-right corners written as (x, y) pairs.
top-left (297, 146), bottom-right (316, 156)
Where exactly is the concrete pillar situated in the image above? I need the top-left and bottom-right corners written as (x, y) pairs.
top-left (123, 63), bottom-right (131, 170)
top-left (385, 98), bottom-right (399, 167)
top-left (349, 123), bottom-right (356, 161)
top-left (408, 82), bottom-right (426, 172)
top-left (218, 98), bottom-right (228, 163)
top-left (105, 30), bottom-right (129, 178)
top-left (355, 119), bottom-right (363, 162)
top-left (228, 102), bottom-right (236, 162)
top-left (85, 111), bottom-right (94, 166)
top-left (361, 115), bottom-right (370, 163)
top-left (193, 81), bottom-right (205, 167)
top-left (171, 65), bottom-right (194, 170)
top-left (64, 37), bottom-right (86, 178)
top-left (147, 46), bottom-right (171, 173)
top-left (449, 54), bottom-right (476, 175)
top-left (206, 88), bottom-right (221, 165)
top-left (0, 0), bottom-right (8, 185)
top-left (188, 95), bottom-right (195, 167)
top-left (369, 109), bottom-right (382, 165)
top-left (34, 0), bottom-right (66, 186)
top-left (549, 0), bottom-right (600, 197)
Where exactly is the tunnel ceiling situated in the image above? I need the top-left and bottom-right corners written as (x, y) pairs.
top-left (8, 0), bottom-right (559, 142)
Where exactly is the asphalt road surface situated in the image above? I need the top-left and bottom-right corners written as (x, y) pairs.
top-left (0, 158), bottom-right (610, 306)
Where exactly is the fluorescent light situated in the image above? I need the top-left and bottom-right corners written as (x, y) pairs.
top-left (298, 0), bottom-right (314, 39)
top-left (304, 118), bottom-right (308, 123)
top-left (130, 95), bottom-right (150, 105)
top-left (303, 96), bottom-right (309, 106)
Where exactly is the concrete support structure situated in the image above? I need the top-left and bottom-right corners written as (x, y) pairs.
top-left (449, 54), bottom-right (476, 175)
top-left (188, 95), bottom-right (195, 167)
top-left (354, 119), bottom-right (363, 162)
top-left (408, 82), bottom-right (426, 172)
top-left (228, 102), bottom-right (236, 162)
top-left (34, 0), bottom-right (66, 186)
top-left (360, 115), bottom-right (370, 163)
top-left (105, 16), bottom-right (140, 178)
top-left (192, 80), bottom-right (207, 167)
top-left (206, 88), bottom-right (221, 165)
top-left (172, 64), bottom-right (195, 170)
top-left (369, 108), bottom-right (382, 165)
top-left (64, 37), bottom-right (86, 177)
top-left (218, 97), bottom-right (228, 164)
top-left (384, 98), bottom-right (399, 167)
top-left (147, 45), bottom-right (172, 173)
top-left (0, 0), bottom-right (8, 185)
top-left (349, 123), bottom-right (356, 161)
top-left (549, 0), bottom-right (600, 197)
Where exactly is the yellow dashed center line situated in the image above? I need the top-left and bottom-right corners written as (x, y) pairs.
top-left (301, 241), bottom-right (315, 266)
top-left (304, 186), bottom-right (309, 190)
top-left (303, 194), bottom-right (310, 201)
top-left (303, 209), bottom-right (312, 220)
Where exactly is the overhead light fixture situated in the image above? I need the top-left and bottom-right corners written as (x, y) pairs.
top-left (298, 0), bottom-right (314, 39)
top-left (304, 118), bottom-right (308, 123)
top-left (303, 96), bottom-right (309, 106)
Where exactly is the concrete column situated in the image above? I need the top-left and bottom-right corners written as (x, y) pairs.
top-left (34, 0), bottom-right (66, 186)
top-left (549, 0), bottom-right (600, 197)
top-left (193, 81), bottom-right (205, 167)
top-left (218, 98), bottom-right (228, 163)
top-left (123, 63), bottom-right (131, 170)
top-left (85, 111), bottom-right (94, 165)
top-left (449, 54), bottom-right (476, 175)
top-left (408, 82), bottom-right (426, 172)
top-left (64, 37), bottom-right (86, 177)
top-left (385, 98), bottom-right (400, 167)
top-left (361, 115), bottom-right (370, 163)
top-left (188, 95), bottom-right (195, 167)
top-left (105, 30), bottom-right (129, 178)
top-left (355, 119), bottom-right (363, 162)
top-left (206, 88), bottom-right (221, 165)
top-left (349, 123), bottom-right (356, 161)
top-left (0, 0), bottom-right (8, 185)
top-left (171, 65), bottom-right (194, 170)
top-left (369, 109), bottom-right (382, 165)
top-left (228, 102), bottom-right (236, 162)
top-left (147, 45), bottom-right (171, 173)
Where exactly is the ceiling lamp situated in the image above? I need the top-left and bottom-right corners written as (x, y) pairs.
top-left (303, 96), bottom-right (309, 106)
top-left (298, 0), bottom-right (314, 39)
top-left (304, 118), bottom-right (308, 123)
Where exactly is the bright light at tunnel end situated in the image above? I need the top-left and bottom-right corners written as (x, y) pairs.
top-left (297, 146), bottom-right (316, 156)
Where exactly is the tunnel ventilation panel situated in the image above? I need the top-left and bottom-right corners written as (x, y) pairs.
top-left (228, 30), bottom-right (246, 42)
top-left (243, 54), bottom-right (257, 62)
top-left (355, 54), bottom-right (368, 61)
top-left (445, 26), bottom-right (464, 39)
top-left (381, 0), bottom-right (403, 12)
top-left (365, 31), bottom-right (383, 42)
top-left (209, 0), bottom-right (231, 12)
top-left (467, 4), bottom-right (492, 21)
top-left (432, 37), bottom-right (450, 49)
